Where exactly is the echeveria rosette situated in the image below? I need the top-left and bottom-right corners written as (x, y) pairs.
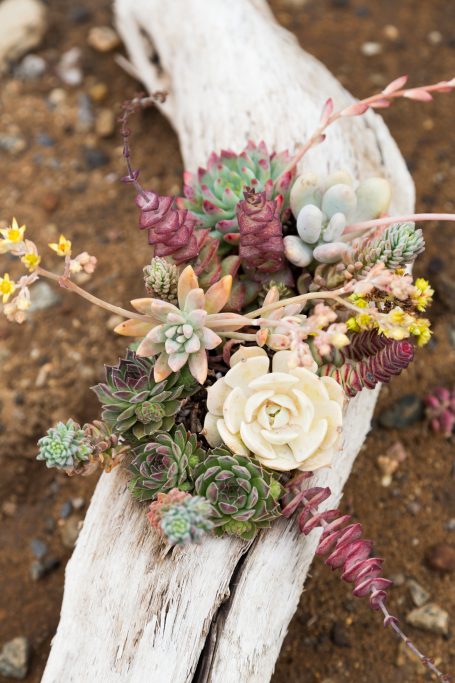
top-left (204, 346), bottom-right (345, 472)
top-left (177, 141), bottom-right (295, 240)
top-left (37, 419), bottom-right (93, 471)
top-left (129, 424), bottom-right (205, 501)
top-left (193, 449), bottom-right (282, 540)
top-left (92, 351), bottom-right (196, 443)
top-left (284, 171), bottom-right (391, 267)
top-left (115, 266), bottom-right (247, 384)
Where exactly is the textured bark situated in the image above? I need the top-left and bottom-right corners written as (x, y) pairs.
top-left (42, 1), bottom-right (414, 681)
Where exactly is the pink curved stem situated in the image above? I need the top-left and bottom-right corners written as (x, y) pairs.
top-left (343, 213), bottom-right (455, 236)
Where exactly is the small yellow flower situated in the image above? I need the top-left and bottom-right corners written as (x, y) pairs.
top-left (21, 253), bottom-right (41, 271)
top-left (348, 294), bottom-right (368, 308)
top-left (0, 273), bottom-right (16, 303)
top-left (410, 318), bottom-right (432, 346)
top-left (346, 317), bottom-right (360, 332)
top-left (49, 234), bottom-right (72, 257)
top-left (0, 218), bottom-right (26, 244)
top-left (412, 278), bottom-right (434, 312)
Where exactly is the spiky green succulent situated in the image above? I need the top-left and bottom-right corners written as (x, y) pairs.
top-left (37, 419), bottom-right (93, 470)
top-left (193, 449), bottom-right (282, 540)
top-left (345, 222), bottom-right (425, 274)
top-left (129, 424), bottom-right (205, 500)
top-left (285, 171), bottom-right (391, 266)
top-left (313, 222), bottom-right (425, 290)
top-left (160, 494), bottom-right (214, 545)
top-left (177, 141), bottom-right (294, 240)
top-left (92, 351), bottom-right (197, 443)
top-left (143, 257), bottom-right (178, 303)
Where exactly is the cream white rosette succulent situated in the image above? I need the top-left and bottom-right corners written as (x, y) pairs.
top-left (203, 346), bottom-right (345, 472)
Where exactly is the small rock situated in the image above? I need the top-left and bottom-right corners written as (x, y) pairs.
top-left (43, 516), bottom-right (56, 533)
top-left (390, 572), bottom-right (406, 587)
top-left (444, 519), bottom-right (455, 532)
top-left (1, 501), bottom-right (17, 516)
top-left (406, 500), bottom-right (421, 516)
top-left (56, 47), bottom-right (83, 87)
top-left (83, 146), bottom-right (109, 170)
top-left (30, 556), bottom-right (60, 580)
top-left (0, 637), bottom-right (29, 679)
top-left (60, 517), bottom-right (82, 549)
top-left (29, 281), bottom-right (61, 312)
top-left (379, 395), bottom-right (424, 429)
top-left (60, 500), bottom-right (73, 519)
top-left (41, 191), bottom-right (59, 213)
top-left (361, 41), bottom-right (382, 57)
top-left (428, 30), bottom-right (443, 45)
top-left (89, 82), bottom-right (108, 103)
top-left (30, 538), bottom-right (47, 559)
top-left (408, 579), bottom-right (430, 607)
top-left (406, 603), bottom-right (449, 635)
top-left (330, 622), bottom-right (351, 647)
top-left (383, 24), bottom-right (399, 41)
top-left (426, 544), bottom-right (455, 573)
top-left (0, 0), bottom-right (47, 74)
top-left (77, 92), bottom-right (95, 132)
top-left (68, 6), bottom-right (92, 23)
top-left (48, 88), bottom-right (67, 108)
top-left (16, 53), bottom-right (46, 79)
top-left (72, 497), bottom-right (85, 511)
top-left (36, 132), bottom-right (55, 147)
top-left (87, 26), bottom-right (120, 53)
top-left (95, 108), bottom-right (115, 138)
top-left (0, 133), bottom-right (26, 156)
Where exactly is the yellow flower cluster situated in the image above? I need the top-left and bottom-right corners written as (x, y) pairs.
top-left (347, 305), bottom-right (431, 346)
top-left (411, 278), bottom-right (433, 312)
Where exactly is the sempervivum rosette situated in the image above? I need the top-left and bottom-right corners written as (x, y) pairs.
top-left (204, 346), bottom-right (345, 472)
top-left (193, 449), bottom-right (282, 540)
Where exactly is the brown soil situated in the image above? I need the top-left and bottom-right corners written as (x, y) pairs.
top-left (0, 1), bottom-right (454, 681)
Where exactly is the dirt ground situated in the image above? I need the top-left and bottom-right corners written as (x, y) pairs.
top-left (0, 0), bottom-right (454, 681)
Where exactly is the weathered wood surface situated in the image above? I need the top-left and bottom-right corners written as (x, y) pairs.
top-left (41, 1), bottom-right (414, 681)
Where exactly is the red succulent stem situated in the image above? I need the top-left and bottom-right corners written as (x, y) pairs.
top-left (119, 93), bottom-right (167, 201)
top-left (319, 339), bottom-right (414, 397)
top-left (282, 476), bottom-right (452, 681)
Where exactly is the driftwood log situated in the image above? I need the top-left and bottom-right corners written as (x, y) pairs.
top-left (42, 1), bottom-right (415, 681)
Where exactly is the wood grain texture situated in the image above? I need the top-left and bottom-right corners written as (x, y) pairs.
top-left (42, 1), bottom-right (414, 681)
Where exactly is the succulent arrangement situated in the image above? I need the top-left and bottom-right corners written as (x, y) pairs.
top-left (2, 75), bottom-right (455, 680)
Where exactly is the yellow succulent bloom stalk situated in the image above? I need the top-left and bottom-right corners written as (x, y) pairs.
top-left (0, 273), bottom-right (16, 303)
top-left (49, 235), bottom-right (72, 256)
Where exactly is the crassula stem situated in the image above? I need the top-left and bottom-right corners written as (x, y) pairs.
top-left (278, 77), bottom-right (455, 180)
top-left (343, 212), bottom-right (455, 236)
top-left (281, 477), bottom-right (452, 682)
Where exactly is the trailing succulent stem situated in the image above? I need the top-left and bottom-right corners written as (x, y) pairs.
top-left (282, 475), bottom-right (451, 682)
